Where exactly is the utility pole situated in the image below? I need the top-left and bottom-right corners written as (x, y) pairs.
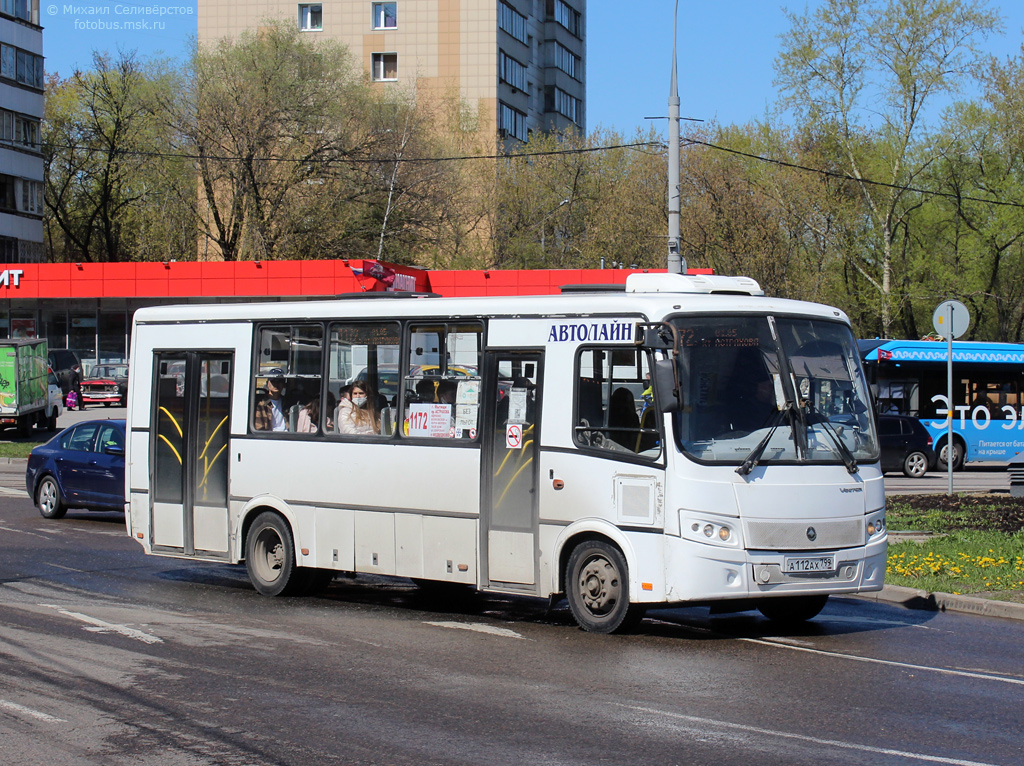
top-left (667, 0), bottom-right (684, 275)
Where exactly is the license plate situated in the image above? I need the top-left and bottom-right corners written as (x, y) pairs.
top-left (784, 555), bottom-right (835, 573)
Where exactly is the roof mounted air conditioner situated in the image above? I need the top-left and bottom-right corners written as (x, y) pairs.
top-left (625, 273), bottom-right (764, 296)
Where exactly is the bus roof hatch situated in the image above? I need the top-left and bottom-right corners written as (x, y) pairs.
top-left (625, 273), bottom-right (764, 296)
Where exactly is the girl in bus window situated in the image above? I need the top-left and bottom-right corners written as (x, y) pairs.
top-left (336, 382), bottom-right (380, 435)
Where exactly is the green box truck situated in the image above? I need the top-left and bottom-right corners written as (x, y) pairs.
top-left (0, 339), bottom-right (57, 436)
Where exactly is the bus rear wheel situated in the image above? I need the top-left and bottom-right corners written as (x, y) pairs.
top-left (937, 440), bottom-right (964, 471)
top-left (246, 511), bottom-right (302, 597)
top-left (757, 595), bottom-right (828, 624)
top-left (565, 541), bottom-right (645, 634)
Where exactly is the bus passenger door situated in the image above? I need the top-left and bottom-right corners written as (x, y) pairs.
top-left (151, 352), bottom-right (233, 558)
top-left (482, 352), bottom-right (541, 589)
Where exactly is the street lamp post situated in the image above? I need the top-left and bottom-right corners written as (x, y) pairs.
top-left (667, 0), bottom-right (685, 275)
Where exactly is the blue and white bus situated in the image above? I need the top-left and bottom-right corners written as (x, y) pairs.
top-left (860, 338), bottom-right (1024, 468)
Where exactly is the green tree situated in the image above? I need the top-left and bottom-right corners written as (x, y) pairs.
top-left (44, 51), bottom-right (185, 262)
top-left (165, 22), bottom-right (377, 261)
top-left (775, 0), bottom-right (1001, 336)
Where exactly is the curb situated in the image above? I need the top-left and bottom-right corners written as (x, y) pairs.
top-left (856, 584), bottom-right (1024, 621)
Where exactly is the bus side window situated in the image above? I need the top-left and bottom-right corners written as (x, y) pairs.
top-left (573, 348), bottom-right (660, 457)
top-left (403, 322), bottom-right (482, 440)
top-left (251, 324), bottom-right (324, 434)
top-left (328, 321), bottom-right (401, 438)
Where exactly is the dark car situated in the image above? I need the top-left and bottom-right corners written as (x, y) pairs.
top-left (877, 414), bottom-right (934, 478)
top-left (81, 363), bottom-right (129, 406)
top-left (26, 419), bottom-right (126, 518)
top-left (48, 348), bottom-right (83, 396)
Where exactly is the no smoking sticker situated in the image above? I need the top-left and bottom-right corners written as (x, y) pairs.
top-left (505, 423), bottom-right (523, 449)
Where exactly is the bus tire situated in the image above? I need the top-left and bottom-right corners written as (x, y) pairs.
top-left (36, 476), bottom-right (67, 519)
top-left (565, 540), bottom-right (645, 634)
top-left (245, 511), bottom-right (301, 597)
top-left (937, 440), bottom-right (964, 472)
top-left (757, 595), bottom-right (828, 624)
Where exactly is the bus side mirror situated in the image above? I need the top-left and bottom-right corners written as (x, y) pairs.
top-left (652, 358), bottom-right (680, 413)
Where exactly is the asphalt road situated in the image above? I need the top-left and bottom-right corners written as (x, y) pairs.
top-left (1, 485), bottom-right (1022, 765)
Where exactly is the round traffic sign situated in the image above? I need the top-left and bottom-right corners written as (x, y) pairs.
top-left (932, 300), bottom-right (969, 339)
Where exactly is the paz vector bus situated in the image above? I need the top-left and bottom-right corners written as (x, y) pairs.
top-left (123, 273), bottom-right (887, 633)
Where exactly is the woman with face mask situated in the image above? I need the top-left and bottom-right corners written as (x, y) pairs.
top-left (336, 381), bottom-right (380, 435)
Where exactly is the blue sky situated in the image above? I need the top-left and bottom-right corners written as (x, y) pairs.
top-left (40, 0), bottom-right (1024, 135)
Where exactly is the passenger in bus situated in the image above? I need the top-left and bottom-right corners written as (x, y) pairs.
top-left (336, 381), bottom-right (380, 434)
top-left (297, 391), bottom-right (336, 434)
top-left (254, 371), bottom-right (289, 432)
top-left (608, 387), bottom-right (641, 450)
top-left (436, 379), bottom-right (458, 405)
top-left (729, 375), bottom-right (777, 434)
top-left (416, 378), bottom-right (438, 402)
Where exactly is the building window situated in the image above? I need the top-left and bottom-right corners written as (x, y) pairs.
top-left (1, 110), bottom-right (40, 150)
top-left (499, 1), bottom-right (528, 45)
top-left (499, 51), bottom-right (528, 91)
top-left (498, 102), bottom-right (528, 142)
top-left (548, 0), bottom-right (580, 37)
top-left (0, 0), bottom-right (39, 25)
top-left (372, 53), bottom-right (398, 81)
top-left (298, 4), bottom-right (322, 31)
top-left (0, 43), bottom-right (43, 89)
top-left (372, 2), bottom-right (396, 29)
top-left (546, 86), bottom-right (579, 123)
top-left (552, 42), bottom-right (579, 80)
top-left (0, 174), bottom-right (16, 213)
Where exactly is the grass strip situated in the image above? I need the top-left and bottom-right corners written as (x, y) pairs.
top-left (886, 494), bottom-right (1024, 603)
top-left (887, 531), bottom-right (1024, 603)
top-left (0, 442), bottom-right (35, 459)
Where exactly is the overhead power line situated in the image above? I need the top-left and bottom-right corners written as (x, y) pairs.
top-left (682, 137), bottom-right (1024, 210)
top-left (36, 132), bottom-right (1024, 210)
top-left (37, 139), bottom-right (662, 165)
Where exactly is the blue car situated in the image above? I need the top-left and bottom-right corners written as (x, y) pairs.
top-left (26, 419), bottom-right (126, 519)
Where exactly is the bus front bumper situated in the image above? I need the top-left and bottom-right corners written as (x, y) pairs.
top-left (659, 535), bottom-right (888, 604)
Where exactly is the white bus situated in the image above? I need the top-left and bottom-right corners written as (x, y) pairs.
top-left (124, 272), bottom-right (887, 633)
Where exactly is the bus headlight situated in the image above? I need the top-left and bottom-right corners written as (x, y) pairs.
top-left (866, 512), bottom-right (886, 540)
top-left (683, 513), bottom-right (740, 548)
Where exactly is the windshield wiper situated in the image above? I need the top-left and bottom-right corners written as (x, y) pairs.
top-left (736, 407), bottom-right (790, 476)
top-left (807, 407), bottom-right (859, 474)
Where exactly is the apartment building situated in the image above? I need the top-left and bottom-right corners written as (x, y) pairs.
top-left (198, 0), bottom-right (586, 142)
top-left (0, 0), bottom-right (44, 263)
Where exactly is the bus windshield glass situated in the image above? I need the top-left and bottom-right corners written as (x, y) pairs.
top-left (672, 315), bottom-right (878, 466)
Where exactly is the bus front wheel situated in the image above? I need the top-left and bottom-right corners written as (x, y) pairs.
top-left (246, 511), bottom-right (301, 597)
top-left (757, 595), bottom-right (828, 624)
top-left (937, 440), bottom-right (964, 471)
top-left (565, 541), bottom-right (645, 634)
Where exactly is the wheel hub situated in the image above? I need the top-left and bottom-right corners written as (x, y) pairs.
top-left (578, 557), bottom-right (619, 614)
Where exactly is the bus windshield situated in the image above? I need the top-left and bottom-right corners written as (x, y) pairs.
top-left (673, 315), bottom-right (878, 467)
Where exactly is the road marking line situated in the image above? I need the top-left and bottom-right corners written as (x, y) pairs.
top-left (0, 524), bottom-right (50, 539)
top-left (0, 486), bottom-right (28, 496)
top-left (616, 703), bottom-right (1001, 766)
top-left (425, 621), bottom-right (524, 639)
top-left (39, 604), bottom-right (163, 644)
top-left (740, 637), bottom-right (1024, 686)
top-left (0, 699), bottom-right (66, 723)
